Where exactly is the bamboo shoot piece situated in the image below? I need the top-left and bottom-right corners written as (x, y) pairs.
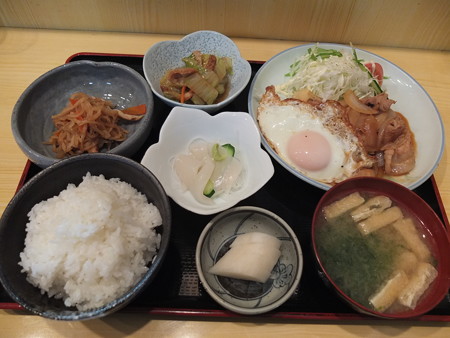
top-left (214, 57), bottom-right (228, 81)
top-left (185, 72), bottom-right (219, 104)
top-left (203, 70), bottom-right (220, 88)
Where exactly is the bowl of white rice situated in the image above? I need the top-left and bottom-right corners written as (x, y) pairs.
top-left (0, 153), bottom-right (171, 320)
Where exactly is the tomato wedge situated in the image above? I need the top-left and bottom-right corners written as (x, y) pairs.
top-left (364, 62), bottom-right (384, 86)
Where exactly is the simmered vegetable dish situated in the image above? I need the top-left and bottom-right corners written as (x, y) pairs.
top-left (160, 51), bottom-right (232, 105)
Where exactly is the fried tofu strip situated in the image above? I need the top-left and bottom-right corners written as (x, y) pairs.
top-left (369, 270), bottom-right (409, 312)
top-left (351, 195), bottom-right (392, 222)
top-left (392, 218), bottom-right (431, 261)
top-left (323, 192), bottom-right (365, 220)
top-left (398, 262), bottom-right (437, 309)
top-left (357, 206), bottom-right (403, 235)
top-left (395, 250), bottom-right (419, 276)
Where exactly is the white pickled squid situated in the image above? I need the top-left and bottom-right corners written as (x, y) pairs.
top-left (173, 139), bottom-right (213, 203)
top-left (173, 153), bottom-right (215, 204)
top-left (209, 155), bottom-right (243, 196)
top-left (173, 154), bottom-right (202, 192)
top-left (188, 138), bottom-right (210, 160)
top-left (173, 139), bottom-right (244, 204)
top-left (189, 156), bottom-right (215, 204)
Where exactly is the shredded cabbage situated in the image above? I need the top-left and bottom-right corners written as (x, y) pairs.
top-left (276, 46), bottom-right (377, 101)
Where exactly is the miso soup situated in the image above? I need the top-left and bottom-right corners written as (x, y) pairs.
top-left (315, 192), bottom-right (437, 314)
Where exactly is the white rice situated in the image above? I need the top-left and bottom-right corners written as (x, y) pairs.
top-left (19, 173), bottom-right (162, 311)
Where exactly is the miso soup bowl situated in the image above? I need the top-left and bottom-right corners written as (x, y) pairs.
top-left (311, 176), bottom-right (450, 319)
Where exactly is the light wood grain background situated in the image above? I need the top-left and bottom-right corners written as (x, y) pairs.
top-left (0, 0), bottom-right (449, 50)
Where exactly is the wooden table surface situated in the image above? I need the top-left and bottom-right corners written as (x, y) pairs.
top-left (0, 27), bottom-right (449, 337)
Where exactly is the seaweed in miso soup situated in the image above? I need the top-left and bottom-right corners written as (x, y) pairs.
top-left (315, 192), bottom-right (437, 314)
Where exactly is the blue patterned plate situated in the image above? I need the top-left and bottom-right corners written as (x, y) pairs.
top-left (195, 206), bottom-right (303, 315)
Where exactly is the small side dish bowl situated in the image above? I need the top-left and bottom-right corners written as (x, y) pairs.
top-left (140, 107), bottom-right (274, 215)
top-left (196, 206), bottom-right (303, 315)
top-left (0, 153), bottom-right (171, 320)
top-left (311, 176), bottom-right (450, 319)
top-left (143, 30), bottom-right (251, 113)
top-left (12, 60), bottom-right (154, 168)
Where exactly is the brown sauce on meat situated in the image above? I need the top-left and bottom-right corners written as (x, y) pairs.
top-left (344, 94), bottom-right (416, 178)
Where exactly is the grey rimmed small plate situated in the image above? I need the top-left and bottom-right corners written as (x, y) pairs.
top-left (195, 206), bottom-right (303, 315)
top-left (11, 60), bottom-right (154, 168)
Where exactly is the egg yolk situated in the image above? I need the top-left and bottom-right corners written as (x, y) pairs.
top-left (287, 130), bottom-right (332, 171)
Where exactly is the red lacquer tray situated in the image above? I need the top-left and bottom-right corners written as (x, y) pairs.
top-left (2, 53), bottom-right (449, 322)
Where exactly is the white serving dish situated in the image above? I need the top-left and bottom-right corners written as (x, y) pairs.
top-left (141, 107), bottom-right (274, 215)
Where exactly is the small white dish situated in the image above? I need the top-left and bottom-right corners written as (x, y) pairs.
top-left (143, 30), bottom-right (251, 113)
top-left (140, 107), bottom-right (274, 215)
top-left (248, 43), bottom-right (445, 190)
top-left (195, 206), bottom-right (303, 315)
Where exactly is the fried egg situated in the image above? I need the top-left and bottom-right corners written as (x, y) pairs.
top-left (257, 86), bottom-right (374, 184)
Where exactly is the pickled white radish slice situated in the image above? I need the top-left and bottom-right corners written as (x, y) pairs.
top-left (230, 231), bottom-right (281, 249)
top-left (209, 233), bottom-right (281, 283)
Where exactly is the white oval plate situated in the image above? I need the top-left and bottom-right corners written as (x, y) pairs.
top-left (248, 43), bottom-right (445, 191)
top-left (141, 107), bottom-right (274, 215)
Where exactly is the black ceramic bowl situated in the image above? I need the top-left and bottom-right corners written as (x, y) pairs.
top-left (0, 154), bottom-right (171, 320)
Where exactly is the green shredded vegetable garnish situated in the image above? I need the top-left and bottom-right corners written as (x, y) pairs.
top-left (308, 47), bottom-right (343, 61)
top-left (285, 47), bottom-right (343, 77)
top-left (279, 44), bottom-right (383, 101)
top-left (351, 48), bottom-right (383, 94)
